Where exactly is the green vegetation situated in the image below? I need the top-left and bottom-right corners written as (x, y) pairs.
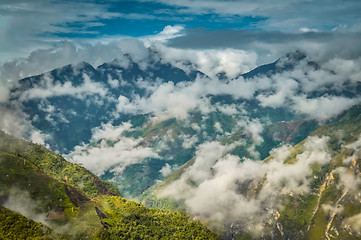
top-left (0, 205), bottom-right (59, 240)
top-left (3, 102), bottom-right (361, 239)
top-left (0, 131), bottom-right (120, 198)
top-left (273, 104), bottom-right (361, 239)
top-left (312, 104), bottom-right (361, 146)
top-left (0, 130), bottom-right (218, 239)
top-left (143, 104), bottom-right (361, 239)
top-left (94, 196), bottom-right (219, 239)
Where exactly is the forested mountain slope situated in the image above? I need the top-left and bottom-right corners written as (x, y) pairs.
top-left (142, 105), bottom-right (361, 239)
top-left (0, 131), bottom-right (218, 239)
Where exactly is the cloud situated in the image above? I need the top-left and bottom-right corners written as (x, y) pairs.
top-left (152, 43), bottom-right (258, 78)
top-left (114, 73), bottom-right (270, 120)
top-left (145, 0), bottom-right (361, 32)
top-left (299, 27), bottom-right (319, 33)
top-left (0, 103), bottom-right (48, 143)
top-left (109, 47), bottom-right (361, 121)
top-left (243, 119), bottom-right (264, 144)
top-left (322, 204), bottom-right (344, 215)
top-left (0, 0), bottom-right (123, 62)
top-left (159, 163), bottom-right (174, 177)
top-left (248, 55), bottom-right (361, 120)
top-left (3, 187), bottom-right (48, 225)
top-left (0, 105), bottom-right (28, 138)
top-left (181, 134), bottom-right (199, 149)
top-left (159, 136), bottom-right (331, 233)
top-left (143, 25), bottom-right (185, 43)
top-left (344, 213), bottom-right (361, 234)
top-left (0, 38), bottom-right (155, 103)
top-left (68, 122), bottom-right (159, 176)
top-left (0, 3), bottom-right (98, 63)
top-left (291, 95), bottom-right (359, 121)
top-left (17, 73), bottom-right (108, 101)
top-left (167, 29), bottom-right (361, 65)
top-left (2, 28), bottom-right (361, 123)
top-left (1, 25), bottom-right (361, 161)
top-left (117, 38), bottom-right (151, 70)
top-left (30, 130), bottom-right (48, 146)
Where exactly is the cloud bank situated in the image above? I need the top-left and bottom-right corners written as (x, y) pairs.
top-left (68, 122), bottom-right (158, 176)
top-left (159, 137), bottom-right (331, 231)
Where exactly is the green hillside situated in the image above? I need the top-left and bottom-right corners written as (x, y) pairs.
top-left (142, 104), bottom-right (361, 239)
top-left (0, 131), bottom-right (218, 239)
top-left (0, 205), bottom-right (62, 240)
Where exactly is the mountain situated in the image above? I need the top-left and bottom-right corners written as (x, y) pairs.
top-left (141, 104), bottom-right (361, 239)
top-left (2, 47), bottom-right (361, 239)
top-left (6, 52), bottom-right (317, 198)
top-left (0, 130), bottom-right (218, 239)
top-left (241, 51), bottom-right (313, 79)
top-left (10, 58), bottom-right (202, 153)
top-left (6, 49), bottom-right (361, 202)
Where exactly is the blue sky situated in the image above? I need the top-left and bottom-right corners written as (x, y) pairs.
top-left (52, 1), bottom-right (266, 38)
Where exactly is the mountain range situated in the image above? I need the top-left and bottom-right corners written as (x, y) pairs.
top-left (1, 49), bottom-right (361, 239)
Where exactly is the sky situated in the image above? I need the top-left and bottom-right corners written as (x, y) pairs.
top-left (1, 0), bottom-right (361, 63)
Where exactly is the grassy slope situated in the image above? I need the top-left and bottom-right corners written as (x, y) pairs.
top-left (0, 131), bottom-right (218, 239)
top-left (0, 131), bottom-right (121, 198)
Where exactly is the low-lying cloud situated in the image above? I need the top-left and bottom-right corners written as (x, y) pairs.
top-left (3, 187), bottom-right (48, 225)
top-left (17, 73), bottom-right (108, 101)
top-left (159, 136), bottom-right (331, 232)
top-left (68, 122), bottom-right (159, 175)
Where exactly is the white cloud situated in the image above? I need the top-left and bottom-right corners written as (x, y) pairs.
top-left (291, 95), bottom-right (359, 121)
top-left (159, 136), bottom-right (332, 232)
top-left (17, 73), bottom-right (108, 101)
top-left (182, 134), bottom-right (199, 149)
top-left (344, 213), bottom-right (361, 234)
top-left (143, 25), bottom-right (185, 43)
top-left (3, 188), bottom-right (47, 225)
top-left (299, 27), bottom-right (319, 33)
top-left (68, 122), bottom-right (159, 176)
top-left (152, 44), bottom-right (258, 78)
top-left (244, 119), bottom-right (264, 144)
top-left (117, 38), bottom-right (151, 70)
top-left (215, 103), bottom-right (242, 115)
top-left (160, 163), bottom-right (174, 177)
top-left (256, 78), bottom-right (299, 108)
top-left (107, 75), bottom-right (120, 88)
top-left (214, 122), bottom-right (223, 133)
top-left (30, 130), bottom-right (47, 146)
top-left (0, 104), bottom-right (48, 145)
top-left (114, 74), bottom-right (271, 121)
top-left (0, 105), bottom-right (29, 138)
